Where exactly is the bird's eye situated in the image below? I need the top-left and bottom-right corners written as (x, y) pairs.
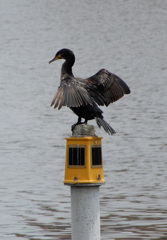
top-left (56, 54), bottom-right (62, 59)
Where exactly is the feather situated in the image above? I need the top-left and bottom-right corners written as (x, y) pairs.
top-left (85, 69), bottom-right (130, 106)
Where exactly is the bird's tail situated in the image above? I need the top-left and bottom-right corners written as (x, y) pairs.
top-left (95, 117), bottom-right (116, 135)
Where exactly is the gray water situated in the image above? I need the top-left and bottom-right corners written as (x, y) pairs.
top-left (0, 0), bottom-right (167, 239)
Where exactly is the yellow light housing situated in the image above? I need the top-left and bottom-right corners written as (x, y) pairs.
top-left (64, 136), bottom-right (105, 185)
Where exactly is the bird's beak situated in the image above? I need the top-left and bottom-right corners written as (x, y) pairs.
top-left (49, 55), bottom-right (62, 64)
top-left (49, 56), bottom-right (57, 64)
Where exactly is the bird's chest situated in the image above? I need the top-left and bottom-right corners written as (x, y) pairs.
top-left (70, 106), bottom-right (95, 120)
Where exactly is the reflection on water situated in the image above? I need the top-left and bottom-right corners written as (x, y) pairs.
top-left (0, 0), bottom-right (167, 239)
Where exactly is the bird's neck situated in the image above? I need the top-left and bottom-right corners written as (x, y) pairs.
top-left (61, 57), bottom-right (75, 79)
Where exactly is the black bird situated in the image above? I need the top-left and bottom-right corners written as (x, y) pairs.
top-left (49, 48), bottom-right (130, 135)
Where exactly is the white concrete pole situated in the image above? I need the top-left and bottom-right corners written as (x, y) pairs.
top-left (64, 125), bottom-right (104, 240)
top-left (71, 185), bottom-right (100, 240)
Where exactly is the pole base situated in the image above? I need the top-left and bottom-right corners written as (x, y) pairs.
top-left (72, 124), bottom-right (95, 137)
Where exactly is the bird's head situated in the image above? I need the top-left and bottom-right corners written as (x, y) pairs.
top-left (49, 48), bottom-right (74, 64)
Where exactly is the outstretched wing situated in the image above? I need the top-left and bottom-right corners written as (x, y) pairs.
top-left (50, 79), bottom-right (93, 110)
top-left (85, 69), bottom-right (131, 106)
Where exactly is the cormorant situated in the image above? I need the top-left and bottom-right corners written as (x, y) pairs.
top-left (49, 48), bottom-right (130, 135)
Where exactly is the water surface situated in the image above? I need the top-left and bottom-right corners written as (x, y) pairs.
top-left (0, 0), bottom-right (167, 239)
